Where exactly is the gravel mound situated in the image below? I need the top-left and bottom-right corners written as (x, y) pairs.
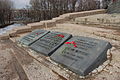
top-left (107, 0), bottom-right (120, 13)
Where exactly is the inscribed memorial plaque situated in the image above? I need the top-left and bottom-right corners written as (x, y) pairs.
top-left (19, 29), bottom-right (49, 46)
top-left (30, 31), bottom-right (72, 56)
top-left (51, 36), bottom-right (112, 76)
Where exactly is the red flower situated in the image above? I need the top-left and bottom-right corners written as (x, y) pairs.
top-left (57, 34), bottom-right (64, 38)
top-left (65, 41), bottom-right (77, 48)
top-left (36, 33), bottom-right (39, 35)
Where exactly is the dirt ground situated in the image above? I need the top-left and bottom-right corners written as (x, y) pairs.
top-left (44, 23), bottom-right (120, 80)
top-left (0, 40), bottom-right (20, 80)
top-left (0, 14), bottom-right (120, 80)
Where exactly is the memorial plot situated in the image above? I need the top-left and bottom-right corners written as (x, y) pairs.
top-left (19, 29), bottom-right (50, 46)
top-left (30, 31), bottom-right (72, 56)
top-left (51, 36), bottom-right (112, 76)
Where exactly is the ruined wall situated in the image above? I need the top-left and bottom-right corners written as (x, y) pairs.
top-left (0, 9), bottom-right (106, 40)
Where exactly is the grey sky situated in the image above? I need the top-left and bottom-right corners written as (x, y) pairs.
top-left (11, 0), bottom-right (103, 9)
top-left (11, 0), bottom-right (30, 9)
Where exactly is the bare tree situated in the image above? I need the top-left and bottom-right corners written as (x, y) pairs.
top-left (25, 0), bottom-right (101, 22)
top-left (0, 0), bottom-right (13, 26)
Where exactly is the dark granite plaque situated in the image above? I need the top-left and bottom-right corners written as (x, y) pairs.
top-left (30, 31), bottom-right (72, 56)
top-left (18, 29), bottom-right (50, 46)
top-left (51, 36), bottom-right (112, 76)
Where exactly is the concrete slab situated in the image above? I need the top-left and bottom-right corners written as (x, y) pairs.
top-left (18, 29), bottom-right (50, 46)
top-left (51, 36), bottom-right (112, 76)
top-left (30, 31), bottom-right (72, 56)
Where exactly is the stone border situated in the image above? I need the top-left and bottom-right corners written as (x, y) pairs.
top-left (0, 9), bottom-right (106, 40)
top-left (93, 32), bottom-right (120, 41)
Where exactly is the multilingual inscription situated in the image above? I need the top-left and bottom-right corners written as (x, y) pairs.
top-left (51, 36), bottom-right (112, 76)
top-left (18, 29), bottom-right (50, 46)
top-left (30, 31), bottom-right (72, 56)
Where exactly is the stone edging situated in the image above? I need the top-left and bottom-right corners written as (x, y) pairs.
top-left (0, 9), bottom-right (106, 40)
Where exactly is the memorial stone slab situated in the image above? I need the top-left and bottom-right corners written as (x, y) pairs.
top-left (30, 31), bottom-right (72, 56)
top-left (51, 36), bottom-right (112, 76)
top-left (19, 29), bottom-right (50, 46)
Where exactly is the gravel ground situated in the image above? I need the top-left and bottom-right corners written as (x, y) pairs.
top-left (0, 40), bottom-right (20, 80)
top-left (43, 23), bottom-right (120, 80)
top-left (1, 17), bottom-right (120, 80)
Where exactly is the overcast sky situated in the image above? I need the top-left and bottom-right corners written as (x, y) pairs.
top-left (11, 0), bottom-right (30, 9)
top-left (11, 0), bottom-right (103, 9)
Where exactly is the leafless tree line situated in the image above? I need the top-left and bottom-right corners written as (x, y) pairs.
top-left (1, 0), bottom-right (111, 25)
top-left (0, 0), bottom-right (13, 26)
top-left (21, 0), bottom-right (101, 22)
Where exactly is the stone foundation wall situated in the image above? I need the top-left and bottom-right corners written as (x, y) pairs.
top-left (74, 14), bottom-right (120, 26)
top-left (0, 9), bottom-right (106, 40)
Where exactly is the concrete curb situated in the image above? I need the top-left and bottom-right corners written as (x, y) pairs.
top-left (27, 22), bottom-right (45, 29)
top-left (0, 33), bottom-right (10, 40)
